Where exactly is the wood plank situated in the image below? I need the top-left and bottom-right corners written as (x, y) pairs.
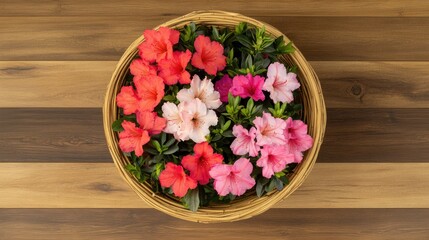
top-left (1, 0), bottom-right (429, 17)
top-left (1, 108), bottom-right (427, 163)
top-left (0, 163), bottom-right (428, 208)
top-left (1, 17), bottom-right (428, 61)
top-left (1, 61), bottom-right (428, 108)
top-left (0, 108), bottom-right (110, 162)
top-left (1, 208), bottom-right (428, 240)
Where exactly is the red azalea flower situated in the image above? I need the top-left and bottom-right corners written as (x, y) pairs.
top-left (118, 120), bottom-right (150, 157)
top-left (116, 86), bottom-right (140, 115)
top-left (138, 27), bottom-right (180, 63)
top-left (181, 142), bottom-right (224, 185)
top-left (158, 50), bottom-right (192, 85)
top-left (129, 58), bottom-right (157, 83)
top-left (191, 35), bottom-right (226, 75)
top-left (136, 111), bottom-right (166, 135)
top-left (159, 163), bottom-right (197, 197)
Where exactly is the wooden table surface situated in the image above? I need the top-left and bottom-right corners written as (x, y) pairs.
top-left (1, 1), bottom-right (429, 239)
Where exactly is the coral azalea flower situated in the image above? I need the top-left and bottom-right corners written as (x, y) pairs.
top-left (118, 120), bottom-right (150, 157)
top-left (129, 58), bottom-right (157, 83)
top-left (209, 158), bottom-right (256, 196)
top-left (182, 142), bottom-right (224, 185)
top-left (116, 76), bottom-right (165, 114)
top-left (138, 27), bottom-right (180, 63)
top-left (230, 74), bottom-right (265, 101)
top-left (136, 111), bottom-right (166, 135)
top-left (158, 50), bottom-right (192, 85)
top-left (191, 35), bottom-right (226, 75)
top-left (159, 163), bottom-right (197, 197)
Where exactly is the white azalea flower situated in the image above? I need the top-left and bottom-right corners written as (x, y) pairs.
top-left (177, 74), bottom-right (222, 109)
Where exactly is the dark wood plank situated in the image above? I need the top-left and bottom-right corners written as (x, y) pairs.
top-left (1, 209), bottom-right (428, 240)
top-left (0, 108), bottom-right (110, 162)
top-left (1, 0), bottom-right (428, 17)
top-left (2, 61), bottom-right (428, 108)
top-left (321, 108), bottom-right (429, 162)
top-left (0, 17), bottom-right (428, 61)
top-left (0, 108), bottom-right (428, 163)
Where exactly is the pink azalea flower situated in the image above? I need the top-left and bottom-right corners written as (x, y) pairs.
top-left (214, 75), bottom-right (233, 103)
top-left (177, 75), bottom-right (222, 109)
top-left (129, 58), bottom-right (157, 83)
top-left (191, 35), bottom-right (226, 75)
top-left (181, 142), bottom-right (224, 185)
top-left (158, 50), bottom-right (192, 85)
top-left (253, 112), bottom-right (286, 146)
top-left (263, 62), bottom-right (300, 103)
top-left (230, 74), bottom-right (265, 101)
top-left (209, 158), bottom-right (256, 196)
top-left (230, 125), bottom-right (260, 157)
top-left (138, 27), bottom-right (180, 63)
top-left (136, 111), bottom-right (166, 135)
top-left (257, 145), bottom-right (294, 178)
top-left (118, 120), bottom-right (150, 157)
top-left (284, 117), bottom-right (313, 163)
top-left (159, 162), bottom-right (197, 198)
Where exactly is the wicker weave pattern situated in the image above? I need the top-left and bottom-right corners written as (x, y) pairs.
top-left (103, 10), bottom-right (326, 223)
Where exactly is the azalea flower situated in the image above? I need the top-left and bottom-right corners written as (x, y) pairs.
top-left (263, 62), bottom-right (300, 103)
top-left (209, 158), bottom-right (256, 196)
top-left (177, 75), bottom-right (222, 109)
top-left (162, 99), bottom-right (218, 143)
top-left (284, 117), bottom-right (313, 163)
top-left (214, 75), bottom-right (233, 103)
top-left (256, 145), bottom-right (294, 178)
top-left (118, 120), bottom-right (150, 157)
top-left (158, 50), bottom-right (192, 85)
top-left (136, 111), bottom-right (166, 135)
top-left (116, 76), bottom-right (165, 114)
top-left (191, 35), bottom-right (226, 75)
top-left (159, 162), bottom-right (197, 198)
top-left (181, 142), bottom-right (224, 185)
top-left (253, 112), bottom-right (286, 146)
top-left (230, 74), bottom-right (265, 101)
top-left (138, 27), bottom-right (180, 63)
top-left (161, 102), bottom-right (190, 141)
top-left (129, 58), bottom-right (157, 83)
top-left (230, 125), bottom-right (260, 157)
top-left (180, 98), bottom-right (218, 143)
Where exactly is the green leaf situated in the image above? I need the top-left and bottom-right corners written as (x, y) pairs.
top-left (265, 178), bottom-right (277, 192)
top-left (256, 177), bottom-right (269, 197)
top-left (222, 120), bottom-right (231, 131)
top-left (151, 140), bottom-right (162, 153)
top-left (183, 188), bottom-right (200, 212)
top-left (235, 22), bottom-right (247, 35)
top-left (160, 132), bottom-right (167, 145)
top-left (222, 130), bottom-right (234, 138)
top-left (111, 119), bottom-right (123, 132)
top-left (163, 144), bottom-right (179, 155)
top-left (211, 134), bottom-right (222, 142)
top-left (164, 138), bottom-right (176, 148)
top-left (246, 98), bottom-right (254, 111)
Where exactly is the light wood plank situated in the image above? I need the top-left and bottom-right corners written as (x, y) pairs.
top-left (1, 0), bottom-right (429, 17)
top-left (1, 61), bottom-right (428, 108)
top-left (1, 17), bottom-right (428, 61)
top-left (1, 208), bottom-right (428, 240)
top-left (0, 163), bottom-right (428, 208)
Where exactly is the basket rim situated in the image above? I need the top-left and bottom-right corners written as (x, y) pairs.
top-left (103, 10), bottom-right (327, 223)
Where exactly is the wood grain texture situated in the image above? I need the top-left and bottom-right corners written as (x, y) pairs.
top-left (1, 0), bottom-right (428, 17)
top-left (1, 108), bottom-right (427, 163)
top-left (0, 108), bottom-right (110, 162)
top-left (1, 17), bottom-right (428, 61)
top-left (1, 61), bottom-right (428, 108)
top-left (1, 208), bottom-right (428, 240)
top-left (1, 163), bottom-right (428, 208)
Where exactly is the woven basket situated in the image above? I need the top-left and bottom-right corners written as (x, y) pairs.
top-left (103, 10), bottom-right (326, 223)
